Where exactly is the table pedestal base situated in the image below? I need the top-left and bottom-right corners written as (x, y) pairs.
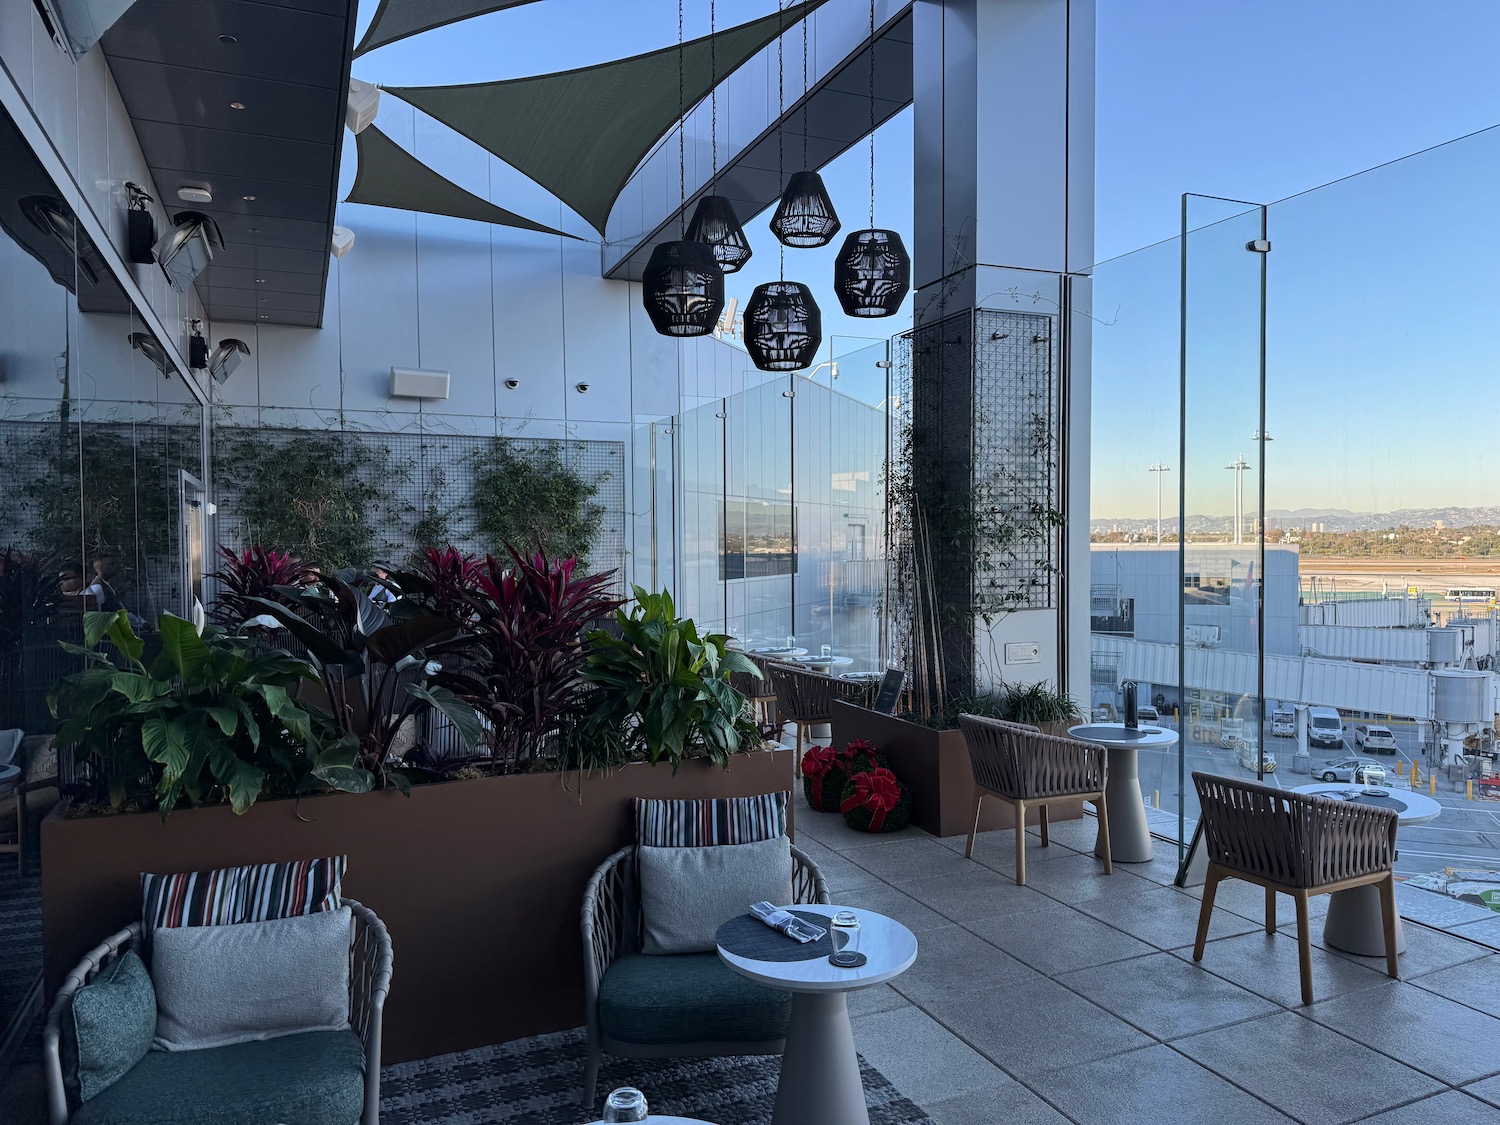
top-left (1094, 746), bottom-right (1154, 863)
top-left (772, 991), bottom-right (866, 1125)
top-left (1322, 885), bottom-right (1406, 956)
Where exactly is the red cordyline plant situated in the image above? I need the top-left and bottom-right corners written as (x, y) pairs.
top-left (391, 546), bottom-right (486, 620)
top-left (435, 545), bottom-right (622, 770)
top-left (208, 545), bottom-right (313, 627)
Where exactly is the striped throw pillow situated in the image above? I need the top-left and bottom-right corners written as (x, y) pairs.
top-left (635, 793), bottom-right (789, 847)
top-left (141, 856), bottom-right (346, 935)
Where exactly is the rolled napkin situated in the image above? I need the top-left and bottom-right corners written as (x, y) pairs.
top-left (749, 901), bottom-right (828, 943)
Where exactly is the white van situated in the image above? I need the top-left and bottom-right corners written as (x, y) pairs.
top-left (1307, 706), bottom-right (1344, 749)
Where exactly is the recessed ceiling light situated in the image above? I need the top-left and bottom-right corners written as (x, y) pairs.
top-left (248, 227), bottom-right (260, 232)
top-left (229, 101), bottom-right (246, 110)
top-left (255, 278), bottom-right (266, 283)
top-left (259, 314), bottom-right (269, 319)
top-left (242, 194), bottom-right (256, 201)
top-left (218, 34), bottom-right (237, 44)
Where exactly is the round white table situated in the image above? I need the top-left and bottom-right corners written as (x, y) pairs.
top-left (717, 904), bottom-right (917, 1125)
top-left (583, 1117), bottom-right (715, 1125)
top-left (1291, 783), bottom-right (1441, 956)
top-left (750, 647), bottom-right (808, 659)
top-left (790, 655), bottom-right (855, 672)
top-left (1068, 723), bottom-right (1179, 863)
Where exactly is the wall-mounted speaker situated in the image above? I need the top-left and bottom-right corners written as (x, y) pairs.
top-left (389, 367), bottom-right (450, 400)
top-left (127, 208), bottom-right (155, 264)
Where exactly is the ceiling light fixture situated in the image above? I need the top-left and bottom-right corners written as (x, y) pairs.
top-left (218, 33), bottom-right (237, 44)
top-left (176, 183), bottom-right (212, 204)
top-left (242, 194), bottom-right (256, 201)
top-left (770, 10), bottom-right (840, 248)
top-left (229, 101), bottom-right (246, 110)
top-left (684, 0), bottom-right (751, 274)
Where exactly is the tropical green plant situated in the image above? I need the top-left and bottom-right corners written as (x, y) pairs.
top-left (427, 547), bottom-right (622, 771)
top-left (47, 608), bottom-right (369, 817)
top-left (213, 430), bottom-right (405, 570)
top-left (248, 571), bottom-right (482, 791)
top-left (995, 680), bottom-right (1082, 727)
top-left (470, 438), bottom-right (604, 568)
top-left (575, 587), bottom-right (762, 771)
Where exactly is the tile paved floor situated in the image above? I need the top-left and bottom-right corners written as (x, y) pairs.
top-left (799, 808), bottom-right (1500, 1125)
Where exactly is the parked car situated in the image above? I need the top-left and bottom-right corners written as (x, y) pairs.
top-left (1237, 742), bottom-right (1277, 772)
top-left (1271, 709), bottom-right (1295, 737)
top-left (1354, 724), bottom-right (1399, 754)
top-left (1318, 757), bottom-right (1387, 784)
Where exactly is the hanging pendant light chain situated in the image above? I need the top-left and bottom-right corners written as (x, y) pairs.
top-left (710, 0), bottom-right (717, 189)
top-left (678, 0), bottom-right (686, 235)
top-left (777, 1), bottom-right (785, 278)
top-left (868, 0), bottom-right (876, 228)
top-left (802, 7), bottom-right (809, 170)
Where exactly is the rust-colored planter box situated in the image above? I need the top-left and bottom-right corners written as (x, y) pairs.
top-left (831, 702), bottom-right (1080, 838)
top-left (41, 749), bottom-right (795, 1063)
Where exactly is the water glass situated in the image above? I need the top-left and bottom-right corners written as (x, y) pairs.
top-left (821, 644), bottom-right (832, 659)
top-left (830, 910), bottom-right (862, 967)
top-left (602, 1086), bottom-right (648, 1122)
top-left (786, 635), bottom-right (796, 649)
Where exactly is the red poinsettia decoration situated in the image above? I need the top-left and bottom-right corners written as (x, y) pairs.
top-left (841, 767), bottom-right (904, 832)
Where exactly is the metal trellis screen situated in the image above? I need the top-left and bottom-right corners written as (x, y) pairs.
top-left (211, 426), bottom-right (626, 588)
top-left (889, 307), bottom-right (1060, 698)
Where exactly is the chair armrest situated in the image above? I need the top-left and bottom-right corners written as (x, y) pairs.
top-left (791, 845), bottom-right (830, 905)
top-left (346, 898), bottom-right (392, 1125)
top-left (43, 923), bottom-right (141, 1125)
top-left (581, 846), bottom-right (636, 1051)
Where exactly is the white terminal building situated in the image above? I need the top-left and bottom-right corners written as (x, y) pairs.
top-left (1089, 544), bottom-right (1499, 768)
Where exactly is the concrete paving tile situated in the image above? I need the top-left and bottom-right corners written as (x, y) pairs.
top-left (1005, 849), bottom-right (1150, 904)
top-left (851, 1005), bottom-right (1013, 1107)
top-left (965, 893), bottom-right (1156, 975)
top-left (923, 975), bottom-right (1153, 1078)
top-left (1448, 913), bottom-right (1500, 951)
top-left (920, 1083), bottom-right (1070, 1124)
top-left (1054, 951), bottom-right (1279, 1040)
top-left (795, 811), bottom-right (932, 853)
top-left (794, 837), bottom-right (884, 892)
top-left (1174, 1011), bottom-right (1443, 1124)
top-left (1464, 1073), bottom-right (1500, 1109)
top-left (1355, 1090), bottom-right (1500, 1124)
top-left (887, 924), bottom-right (1039, 1013)
top-left (1303, 983), bottom-right (1500, 1085)
top-left (896, 865), bottom-right (1052, 925)
top-left (1033, 1043), bottom-right (1293, 1124)
top-left (1075, 883), bottom-right (1262, 950)
top-left (1409, 955), bottom-right (1500, 1019)
top-left (1171, 929), bottom-right (1394, 1009)
top-left (1181, 875), bottom-right (1329, 923)
top-left (836, 836), bottom-right (983, 886)
top-left (837, 882), bottom-right (957, 937)
top-left (1302, 920), bottom-right (1493, 980)
top-left (846, 982), bottom-right (909, 1019)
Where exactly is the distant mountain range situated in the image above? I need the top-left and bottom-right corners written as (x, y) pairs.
top-left (1092, 506), bottom-right (1500, 535)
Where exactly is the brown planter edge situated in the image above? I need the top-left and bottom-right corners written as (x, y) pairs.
top-left (829, 702), bottom-right (1081, 838)
top-left (41, 748), bottom-right (796, 1063)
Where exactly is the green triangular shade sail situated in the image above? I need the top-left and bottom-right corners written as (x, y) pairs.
top-left (387, 0), bottom-right (827, 235)
top-left (346, 125), bottom-right (578, 238)
top-left (354, 0), bottom-right (544, 57)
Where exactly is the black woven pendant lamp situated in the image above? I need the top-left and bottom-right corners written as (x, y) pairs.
top-left (686, 195), bottom-right (751, 273)
top-left (642, 0), bottom-right (724, 337)
top-left (770, 14), bottom-right (840, 248)
top-left (685, 1), bottom-right (752, 275)
top-left (834, 0), bottom-right (909, 318)
top-left (744, 281), bottom-right (822, 371)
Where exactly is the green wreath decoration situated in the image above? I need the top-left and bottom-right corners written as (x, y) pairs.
top-left (840, 766), bottom-right (911, 833)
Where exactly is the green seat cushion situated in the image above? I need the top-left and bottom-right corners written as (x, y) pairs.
top-left (71, 1029), bottom-right (365, 1125)
top-left (599, 952), bottom-right (791, 1045)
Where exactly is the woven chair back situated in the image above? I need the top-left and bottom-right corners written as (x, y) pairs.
top-left (958, 714), bottom-right (1104, 800)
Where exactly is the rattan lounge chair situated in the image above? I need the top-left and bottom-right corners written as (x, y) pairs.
top-left (957, 714), bottom-right (1111, 886)
top-left (1191, 772), bottom-right (1399, 1004)
top-left (579, 843), bottom-right (828, 1109)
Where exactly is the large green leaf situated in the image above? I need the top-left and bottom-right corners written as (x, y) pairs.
top-left (204, 705), bottom-right (239, 737)
top-left (158, 613), bottom-right (211, 684)
top-left (405, 683), bottom-right (483, 749)
top-left (207, 746), bottom-right (265, 814)
top-left (312, 764), bottom-right (375, 794)
top-left (48, 666), bottom-right (120, 720)
top-left (141, 718), bottom-right (190, 782)
top-left (109, 672), bottom-right (169, 705)
top-left (246, 597), bottom-right (360, 671)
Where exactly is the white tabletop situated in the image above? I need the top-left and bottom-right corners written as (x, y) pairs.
top-left (582, 1117), bottom-right (715, 1124)
top-left (750, 646), bottom-right (808, 658)
top-left (791, 655), bottom-right (855, 668)
top-left (1291, 783), bottom-right (1442, 826)
top-left (717, 904), bottom-right (917, 994)
top-left (1068, 723), bottom-right (1179, 749)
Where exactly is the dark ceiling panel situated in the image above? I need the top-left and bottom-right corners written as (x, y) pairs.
top-left (100, 0), bottom-right (347, 86)
top-left (103, 0), bottom-right (356, 328)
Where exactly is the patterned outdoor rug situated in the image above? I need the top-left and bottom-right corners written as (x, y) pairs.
top-left (381, 1026), bottom-right (934, 1125)
top-left (0, 865), bottom-right (43, 1055)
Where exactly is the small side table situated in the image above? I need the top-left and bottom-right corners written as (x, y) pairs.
top-left (1290, 783), bottom-right (1442, 955)
top-left (1068, 723), bottom-right (1178, 863)
top-left (717, 905), bottom-right (918, 1125)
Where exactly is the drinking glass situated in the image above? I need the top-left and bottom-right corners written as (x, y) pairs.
top-left (602, 1087), bottom-right (648, 1122)
top-left (821, 644), bottom-right (832, 659)
top-left (786, 635), bottom-right (796, 650)
top-left (829, 910), bottom-right (862, 967)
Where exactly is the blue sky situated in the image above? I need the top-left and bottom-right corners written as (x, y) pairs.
top-left (353, 0), bottom-right (1500, 518)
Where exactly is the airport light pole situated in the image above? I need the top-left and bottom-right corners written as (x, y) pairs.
top-left (1148, 462), bottom-right (1170, 543)
top-left (1226, 454), bottom-right (1252, 544)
